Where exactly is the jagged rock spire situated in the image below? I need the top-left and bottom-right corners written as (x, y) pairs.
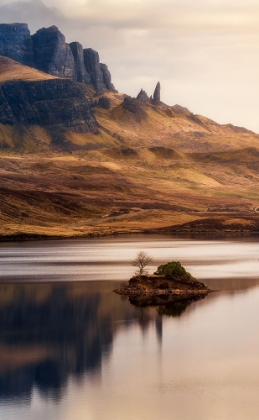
top-left (136, 89), bottom-right (149, 102)
top-left (153, 81), bottom-right (161, 103)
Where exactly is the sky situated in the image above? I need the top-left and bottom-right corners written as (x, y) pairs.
top-left (1, 0), bottom-right (259, 131)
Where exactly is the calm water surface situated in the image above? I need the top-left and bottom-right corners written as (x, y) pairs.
top-left (1, 234), bottom-right (259, 420)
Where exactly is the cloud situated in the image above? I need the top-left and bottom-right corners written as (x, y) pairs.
top-left (2, 0), bottom-right (259, 33)
top-left (0, 0), bottom-right (63, 32)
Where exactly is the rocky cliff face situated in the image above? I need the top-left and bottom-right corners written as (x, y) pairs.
top-left (0, 71), bottom-right (98, 144)
top-left (84, 48), bottom-right (107, 92)
top-left (100, 63), bottom-right (116, 92)
top-left (83, 48), bottom-right (116, 92)
top-left (32, 26), bottom-right (76, 80)
top-left (70, 41), bottom-right (91, 84)
top-left (0, 23), bottom-right (116, 93)
top-left (0, 23), bottom-right (34, 66)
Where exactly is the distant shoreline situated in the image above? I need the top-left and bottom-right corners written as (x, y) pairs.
top-left (1, 227), bottom-right (259, 243)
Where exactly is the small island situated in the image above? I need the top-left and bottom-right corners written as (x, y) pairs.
top-left (114, 259), bottom-right (212, 307)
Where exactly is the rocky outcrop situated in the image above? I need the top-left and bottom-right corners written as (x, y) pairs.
top-left (83, 48), bottom-right (116, 92)
top-left (0, 86), bottom-right (14, 124)
top-left (153, 81), bottom-right (161, 103)
top-left (0, 77), bottom-right (98, 137)
top-left (32, 26), bottom-right (76, 79)
top-left (0, 23), bottom-right (116, 92)
top-left (122, 96), bottom-right (147, 121)
top-left (69, 42), bottom-right (91, 84)
top-left (98, 96), bottom-right (111, 109)
top-left (84, 48), bottom-right (105, 91)
top-left (100, 63), bottom-right (116, 92)
top-left (0, 23), bottom-right (34, 66)
top-left (114, 274), bottom-right (211, 307)
top-left (136, 89), bottom-right (150, 102)
top-left (136, 83), bottom-right (161, 103)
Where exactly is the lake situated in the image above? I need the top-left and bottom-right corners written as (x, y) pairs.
top-left (1, 234), bottom-right (259, 420)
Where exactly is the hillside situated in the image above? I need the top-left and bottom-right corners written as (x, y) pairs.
top-left (1, 26), bottom-right (259, 239)
top-left (0, 56), bottom-right (56, 83)
top-left (1, 89), bottom-right (259, 238)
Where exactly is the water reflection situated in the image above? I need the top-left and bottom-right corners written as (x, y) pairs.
top-left (0, 273), bottom-right (255, 405)
top-left (0, 282), bottom-right (163, 403)
top-left (157, 299), bottom-right (200, 317)
top-left (1, 236), bottom-right (259, 420)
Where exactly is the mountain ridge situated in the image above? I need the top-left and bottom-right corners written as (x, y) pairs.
top-left (0, 23), bottom-right (116, 92)
top-left (0, 24), bottom-right (259, 238)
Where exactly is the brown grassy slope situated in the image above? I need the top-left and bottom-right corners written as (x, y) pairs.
top-left (95, 97), bottom-right (259, 151)
top-left (1, 87), bottom-right (259, 237)
top-left (0, 56), bottom-right (57, 82)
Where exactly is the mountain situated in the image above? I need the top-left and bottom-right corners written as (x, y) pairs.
top-left (0, 23), bottom-right (116, 92)
top-left (1, 24), bottom-right (259, 239)
top-left (0, 56), bottom-right (97, 150)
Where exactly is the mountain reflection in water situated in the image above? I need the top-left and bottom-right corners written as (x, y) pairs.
top-left (1, 236), bottom-right (259, 420)
top-left (0, 281), bottom-right (165, 403)
top-left (0, 273), bottom-right (256, 405)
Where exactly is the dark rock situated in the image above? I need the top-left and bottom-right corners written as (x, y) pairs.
top-left (136, 89), bottom-right (150, 102)
top-left (98, 96), bottom-right (111, 109)
top-left (0, 23), bottom-right (116, 92)
top-left (122, 96), bottom-right (147, 121)
top-left (153, 81), bottom-right (161, 103)
top-left (0, 23), bottom-right (34, 66)
top-left (100, 63), bottom-right (117, 92)
top-left (83, 48), bottom-right (106, 92)
top-left (69, 42), bottom-right (91, 84)
top-left (91, 100), bottom-right (98, 108)
top-left (128, 274), bottom-right (208, 291)
top-left (83, 49), bottom-right (116, 92)
top-left (0, 78), bottom-right (98, 135)
top-left (123, 96), bottom-right (135, 110)
top-left (32, 26), bottom-right (76, 79)
top-left (0, 86), bottom-right (15, 124)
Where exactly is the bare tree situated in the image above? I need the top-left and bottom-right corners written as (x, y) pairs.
top-left (132, 251), bottom-right (153, 276)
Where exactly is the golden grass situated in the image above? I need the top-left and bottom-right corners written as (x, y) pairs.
top-left (95, 95), bottom-right (259, 153)
top-left (0, 56), bottom-right (57, 83)
top-left (1, 91), bottom-right (259, 236)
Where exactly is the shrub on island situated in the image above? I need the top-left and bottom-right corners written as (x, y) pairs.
top-left (156, 261), bottom-right (193, 280)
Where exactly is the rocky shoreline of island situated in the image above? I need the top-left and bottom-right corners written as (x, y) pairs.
top-left (114, 272), bottom-right (214, 307)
